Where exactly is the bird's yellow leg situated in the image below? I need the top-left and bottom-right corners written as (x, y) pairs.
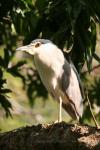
top-left (58, 97), bottom-right (62, 122)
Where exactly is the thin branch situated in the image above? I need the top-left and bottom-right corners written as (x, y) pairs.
top-left (3, 17), bottom-right (12, 23)
top-left (82, 64), bottom-right (100, 75)
top-left (86, 90), bottom-right (100, 129)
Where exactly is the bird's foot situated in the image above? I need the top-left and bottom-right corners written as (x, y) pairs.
top-left (53, 119), bottom-right (62, 124)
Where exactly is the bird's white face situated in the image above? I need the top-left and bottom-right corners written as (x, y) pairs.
top-left (16, 39), bottom-right (59, 58)
top-left (16, 41), bottom-right (42, 55)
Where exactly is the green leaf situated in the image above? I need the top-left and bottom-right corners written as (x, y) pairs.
top-left (0, 79), bottom-right (6, 89)
top-left (4, 48), bottom-right (10, 68)
top-left (0, 94), bottom-right (12, 117)
top-left (0, 88), bottom-right (11, 94)
top-left (93, 53), bottom-right (100, 63)
top-left (0, 56), bottom-right (4, 67)
top-left (7, 61), bottom-right (26, 74)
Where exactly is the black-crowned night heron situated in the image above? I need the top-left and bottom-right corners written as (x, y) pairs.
top-left (16, 39), bottom-right (83, 122)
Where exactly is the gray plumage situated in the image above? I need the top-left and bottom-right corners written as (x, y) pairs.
top-left (16, 39), bottom-right (83, 120)
top-left (31, 39), bottom-right (52, 44)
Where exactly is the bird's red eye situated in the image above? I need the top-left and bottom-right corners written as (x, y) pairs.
top-left (35, 42), bottom-right (41, 48)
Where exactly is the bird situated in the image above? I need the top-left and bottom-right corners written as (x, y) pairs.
top-left (16, 39), bottom-right (83, 122)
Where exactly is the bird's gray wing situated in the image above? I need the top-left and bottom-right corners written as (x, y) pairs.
top-left (61, 59), bottom-right (83, 120)
top-left (69, 58), bottom-right (84, 99)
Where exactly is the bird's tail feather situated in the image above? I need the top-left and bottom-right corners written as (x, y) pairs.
top-left (62, 102), bottom-right (80, 120)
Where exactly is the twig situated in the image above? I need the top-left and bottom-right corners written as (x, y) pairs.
top-left (82, 64), bottom-right (100, 75)
top-left (86, 90), bottom-right (100, 129)
top-left (3, 17), bottom-right (11, 22)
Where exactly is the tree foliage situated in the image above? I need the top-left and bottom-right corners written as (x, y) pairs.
top-left (0, 0), bottom-right (100, 121)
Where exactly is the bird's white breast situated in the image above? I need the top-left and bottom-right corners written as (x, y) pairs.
top-left (34, 54), bottom-right (55, 92)
top-left (34, 44), bottom-right (65, 93)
